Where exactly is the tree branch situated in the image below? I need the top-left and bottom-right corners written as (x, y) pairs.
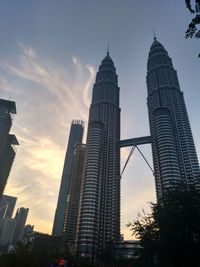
top-left (185, 14), bottom-right (200, 38)
top-left (185, 0), bottom-right (195, 13)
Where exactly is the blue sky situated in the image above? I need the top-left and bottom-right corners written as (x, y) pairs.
top-left (1, 0), bottom-right (199, 239)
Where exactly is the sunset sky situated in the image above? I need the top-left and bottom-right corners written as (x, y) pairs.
top-left (1, 0), bottom-right (199, 239)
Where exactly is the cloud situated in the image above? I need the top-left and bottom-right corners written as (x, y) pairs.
top-left (3, 43), bottom-right (95, 233)
top-left (0, 77), bottom-right (14, 92)
top-left (5, 123), bottom-right (66, 233)
top-left (20, 134), bottom-right (64, 178)
top-left (82, 65), bottom-right (95, 108)
top-left (1, 44), bottom-right (95, 123)
top-left (19, 43), bottom-right (36, 58)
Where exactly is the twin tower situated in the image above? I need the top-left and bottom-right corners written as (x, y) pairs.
top-left (52, 38), bottom-right (200, 259)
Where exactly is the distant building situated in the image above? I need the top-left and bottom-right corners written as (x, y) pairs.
top-left (63, 143), bottom-right (86, 253)
top-left (23, 224), bottom-right (34, 245)
top-left (0, 195), bottom-right (17, 219)
top-left (31, 232), bottom-right (61, 254)
top-left (0, 99), bottom-right (19, 197)
top-left (0, 217), bottom-right (16, 250)
top-left (52, 120), bottom-right (84, 236)
top-left (12, 207), bottom-right (29, 244)
top-left (114, 240), bottom-right (141, 259)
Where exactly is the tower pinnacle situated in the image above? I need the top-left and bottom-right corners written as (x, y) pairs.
top-left (107, 41), bottom-right (109, 55)
top-left (153, 27), bottom-right (157, 40)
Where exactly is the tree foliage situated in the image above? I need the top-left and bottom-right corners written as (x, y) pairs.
top-left (0, 241), bottom-right (54, 267)
top-left (128, 186), bottom-right (200, 267)
top-left (185, 0), bottom-right (200, 57)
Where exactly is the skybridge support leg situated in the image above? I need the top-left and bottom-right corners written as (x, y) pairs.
top-left (120, 135), bottom-right (153, 176)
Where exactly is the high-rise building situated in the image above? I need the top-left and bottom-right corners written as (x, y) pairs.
top-left (0, 195), bottom-right (17, 220)
top-left (76, 51), bottom-right (121, 259)
top-left (22, 224), bottom-right (34, 245)
top-left (12, 207), bottom-right (29, 244)
top-left (63, 143), bottom-right (86, 253)
top-left (0, 217), bottom-right (16, 248)
top-left (0, 99), bottom-right (19, 197)
top-left (52, 120), bottom-right (84, 236)
top-left (146, 37), bottom-right (200, 199)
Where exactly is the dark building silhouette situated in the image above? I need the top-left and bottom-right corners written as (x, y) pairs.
top-left (76, 51), bottom-right (121, 259)
top-left (22, 224), bottom-right (34, 245)
top-left (63, 143), bottom-right (86, 253)
top-left (32, 232), bottom-right (61, 254)
top-left (146, 37), bottom-right (200, 199)
top-left (0, 99), bottom-right (19, 197)
top-left (0, 195), bottom-right (17, 219)
top-left (12, 207), bottom-right (29, 244)
top-left (0, 217), bottom-right (16, 250)
top-left (52, 120), bottom-right (84, 236)
top-left (114, 240), bottom-right (141, 259)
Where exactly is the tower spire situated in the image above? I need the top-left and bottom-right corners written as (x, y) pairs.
top-left (153, 27), bottom-right (157, 40)
top-left (107, 41), bottom-right (109, 55)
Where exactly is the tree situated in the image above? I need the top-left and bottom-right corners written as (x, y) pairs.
top-left (185, 0), bottom-right (200, 57)
top-left (11, 240), bottom-right (32, 255)
top-left (0, 241), bottom-right (51, 267)
top-left (128, 185), bottom-right (200, 267)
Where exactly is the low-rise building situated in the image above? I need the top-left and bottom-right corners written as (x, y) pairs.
top-left (114, 240), bottom-right (141, 259)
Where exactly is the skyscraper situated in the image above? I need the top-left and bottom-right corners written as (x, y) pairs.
top-left (0, 195), bottom-right (17, 220)
top-left (63, 143), bottom-right (86, 252)
top-left (0, 217), bottom-right (16, 248)
top-left (76, 51), bottom-right (121, 259)
top-left (146, 37), bottom-right (200, 199)
top-left (0, 99), bottom-right (19, 197)
top-left (52, 120), bottom-right (84, 236)
top-left (12, 207), bottom-right (29, 244)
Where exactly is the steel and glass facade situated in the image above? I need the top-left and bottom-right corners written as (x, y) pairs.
top-left (63, 143), bottom-right (86, 252)
top-left (12, 207), bottom-right (29, 244)
top-left (52, 120), bottom-right (84, 236)
top-left (76, 52), bottom-right (121, 259)
top-left (147, 38), bottom-right (200, 199)
top-left (0, 195), bottom-right (17, 219)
